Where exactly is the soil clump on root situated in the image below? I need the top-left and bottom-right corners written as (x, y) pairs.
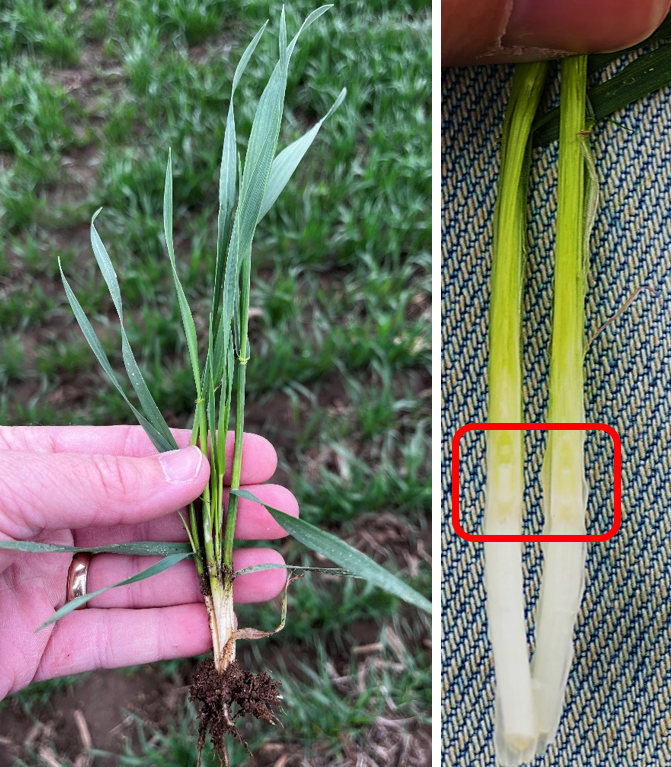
top-left (190, 658), bottom-right (281, 765)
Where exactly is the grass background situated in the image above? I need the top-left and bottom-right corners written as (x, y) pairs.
top-left (0, 1), bottom-right (431, 765)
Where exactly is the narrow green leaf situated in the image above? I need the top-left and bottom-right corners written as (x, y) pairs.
top-left (212, 129), bottom-right (236, 340)
top-left (535, 44), bottom-right (671, 146)
top-left (219, 160), bottom-right (245, 376)
top-left (286, 6), bottom-right (333, 60)
top-left (233, 22), bottom-right (268, 92)
top-left (220, 213), bottom-right (240, 358)
top-left (232, 31), bottom-right (287, 267)
top-left (209, 308), bottom-right (228, 389)
top-left (221, 21), bottom-right (268, 216)
top-left (216, 342), bottom-right (234, 476)
top-left (59, 262), bottom-right (175, 453)
top-left (206, 313), bottom-right (217, 468)
top-left (217, 8), bottom-right (335, 390)
top-left (164, 151), bottom-right (202, 397)
top-left (587, 13), bottom-right (671, 74)
top-left (229, 8), bottom-right (333, 279)
top-left (0, 540), bottom-right (192, 555)
top-left (89, 211), bottom-right (176, 450)
top-left (234, 563), bottom-right (356, 577)
top-left (232, 489), bottom-right (432, 615)
top-left (258, 87), bottom-right (347, 221)
top-left (37, 553), bottom-right (192, 629)
top-left (211, 22), bottom-right (267, 339)
top-left (587, 45), bottom-right (671, 122)
top-left (233, 266), bottom-right (242, 356)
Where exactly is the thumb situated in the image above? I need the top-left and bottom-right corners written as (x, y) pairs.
top-left (0, 446), bottom-right (210, 539)
top-left (442, 0), bottom-right (671, 66)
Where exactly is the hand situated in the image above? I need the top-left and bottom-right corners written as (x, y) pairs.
top-left (442, 0), bottom-right (671, 66)
top-left (0, 425), bottom-right (298, 700)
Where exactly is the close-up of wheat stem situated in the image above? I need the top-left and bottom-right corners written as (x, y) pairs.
top-left (484, 52), bottom-right (609, 767)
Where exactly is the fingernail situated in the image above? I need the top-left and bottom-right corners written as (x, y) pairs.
top-left (504, 0), bottom-right (666, 54)
top-left (159, 446), bottom-right (203, 483)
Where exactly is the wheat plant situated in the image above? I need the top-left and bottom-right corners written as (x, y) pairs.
top-left (0, 7), bottom-right (430, 763)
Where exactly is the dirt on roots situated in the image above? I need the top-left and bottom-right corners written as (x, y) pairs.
top-left (190, 658), bottom-right (281, 765)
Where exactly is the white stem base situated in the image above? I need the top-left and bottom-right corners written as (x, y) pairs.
top-left (211, 583), bottom-right (236, 672)
top-left (531, 539), bottom-right (586, 753)
top-left (485, 536), bottom-right (536, 766)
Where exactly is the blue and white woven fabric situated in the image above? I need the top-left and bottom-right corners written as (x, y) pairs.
top-left (441, 59), bottom-right (671, 766)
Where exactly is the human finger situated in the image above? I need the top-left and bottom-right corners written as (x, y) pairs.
top-left (72, 484), bottom-right (299, 547)
top-left (33, 603), bottom-right (212, 681)
top-left (0, 447), bottom-right (209, 539)
top-left (442, 0), bottom-right (671, 66)
top-left (0, 426), bottom-right (277, 485)
top-left (87, 548), bottom-right (288, 608)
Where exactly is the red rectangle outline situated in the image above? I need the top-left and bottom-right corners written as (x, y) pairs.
top-left (451, 423), bottom-right (621, 542)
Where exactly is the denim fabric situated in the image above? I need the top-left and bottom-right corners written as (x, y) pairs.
top-left (442, 60), bottom-right (671, 766)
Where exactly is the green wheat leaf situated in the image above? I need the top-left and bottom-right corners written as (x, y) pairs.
top-left (37, 552), bottom-right (192, 629)
top-left (0, 540), bottom-right (192, 555)
top-left (59, 263), bottom-right (175, 453)
top-left (234, 563), bottom-right (356, 577)
top-left (232, 489), bottom-right (431, 615)
top-left (230, 6), bottom-right (333, 278)
top-left (164, 150), bottom-right (201, 396)
top-left (587, 13), bottom-right (671, 74)
top-left (211, 21), bottom-right (267, 341)
top-left (535, 44), bottom-right (671, 146)
top-left (89, 210), bottom-right (176, 450)
top-left (258, 87), bottom-right (347, 221)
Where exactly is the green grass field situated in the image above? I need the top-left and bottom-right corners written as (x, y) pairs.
top-left (0, 1), bottom-right (431, 765)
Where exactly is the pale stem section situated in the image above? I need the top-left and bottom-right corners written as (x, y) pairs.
top-left (532, 55), bottom-right (589, 753)
top-left (202, 519), bottom-right (236, 672)
top-left (212, 582), bottom-right (236, 671)
top-left (486, 61), bottom-right (547, 766)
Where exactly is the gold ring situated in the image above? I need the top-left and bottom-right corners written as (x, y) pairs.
top-left (66, 552), bottom-right (92, 608)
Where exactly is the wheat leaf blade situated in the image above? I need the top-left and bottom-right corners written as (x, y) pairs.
top-left (232, 489), bottom-right (431, 615)
top-left (535, 45), bottom-right (671, 146)
top-left (286, 5), bottom-right (333, 59)
top-left (0, 540), bottom-right (192, 555)
top-left (37, 553), bottom-right (192, 629)
top-left (209, 25), bottom-right (269, 385)
top-left (59, 264), bottom-right (174, 453)
top-left (230, 9), bottom-right (292, 278)
top-left (234, 563), bottom-right (356, 577)
top-left (164, 151), bottom-right (201, 395)
top-left (89, 214), bottom-right (176, 450)
top-left (258, 87), bottom-right (346, 221)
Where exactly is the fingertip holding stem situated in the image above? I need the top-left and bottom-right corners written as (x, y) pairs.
top-left (159, 446), bottom-right (206, 483)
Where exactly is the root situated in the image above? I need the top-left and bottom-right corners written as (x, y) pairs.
top-left (190, 658), bottom-right (281, 767)
top-left (191, 572), bottom-right (297, 763)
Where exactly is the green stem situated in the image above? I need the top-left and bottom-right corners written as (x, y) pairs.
top-left (223, 254), bottom-right (251, 571)
top-left (193, 396), bottom-right (220, 598)
top-left (178, 415), bottom-right (202, 570)
top-left (548, 54), bottom-right (587, 427)
top-left (187, 503), bottom-right (202, 572)
top-left (487, 61), bottom-right (548, 523)
top-left (223, 358), bottom-right (247, 570)
top-left (545, 54), bottom-right (588, 528)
